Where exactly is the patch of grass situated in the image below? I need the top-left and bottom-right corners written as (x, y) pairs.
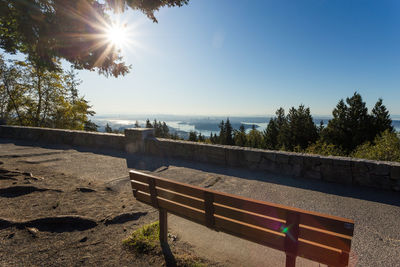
top-left (123, 221), bottom-right (160, 253)
top-left (175, 254), bottom-right (207, 267)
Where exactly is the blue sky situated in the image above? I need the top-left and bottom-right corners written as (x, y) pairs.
top-left (77, 0), bottom-right (400, 116)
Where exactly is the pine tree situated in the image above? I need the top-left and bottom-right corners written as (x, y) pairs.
top-left (264, 118), bottom-right (279, 149)
top-left (134, 120), bottom-right (140, 128)
top-left (234, 125), bottom-right (247, 147)
top-left (372, 98), bottom-right (393, 135)
top-left (218, 120), bottom-right (226, 144)
top-left (161, 122), bottom-right (170, 138)
top-left (145, 119), bottom-right (152, 128)
top-left (286, 105), bottom-right (318, 150)
top-left (225, 118), bottom-right (234, 145)
top-left (105, 123), bottom-right (112, 133)
top-left (188, 131), bottom-right (198, 142)
top-left (323, 92), bottom-right (373, 153)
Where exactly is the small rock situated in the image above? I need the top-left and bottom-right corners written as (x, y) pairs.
top-left (7, 233), bottom-right (14, 239)
top-left (168, 233), bottom-right (177, 241)
top-left (12, 182), bottom-right (17, 185)
top-left (26, 227), bottom-right (39, 237)
top-left (23, 172), bottom-right (32, 177)
top-left (79, 237), bottom-right (88, 242)
top-left (122, 205), bottom-right (126, 209)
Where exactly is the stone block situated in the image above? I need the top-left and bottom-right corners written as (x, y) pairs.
top-left (226, 147), bottom-right (246, 168)
top-left (275, 152), bottom-right (290, 164)
top-left (391, 166), bottom-right (400, 181)
top-left (259, 157), bottom-right (277, 172)
top-left (244, 149), bottom-right (262, 164)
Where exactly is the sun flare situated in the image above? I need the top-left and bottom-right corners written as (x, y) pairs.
top-left (106, 23), bottom-right (129, 48)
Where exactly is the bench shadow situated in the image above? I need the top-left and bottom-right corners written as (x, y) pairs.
top-left (1, 138), bottom-right (399, 207)
top-left (161, 242), bottom-right (177, 267)
top-left (125, 153), bottom-right (400, 208)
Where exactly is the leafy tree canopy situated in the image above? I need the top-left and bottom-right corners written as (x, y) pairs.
top-left (0, 54), bottom-right (95, 130)
top-left (0, 0), bottom-right (189, 77)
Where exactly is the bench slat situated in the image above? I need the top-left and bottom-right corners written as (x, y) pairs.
top-left (299, 226), bottom-right (352, 252)
top-left (298, 239), bottom-right (347, 266)
top-left (131, 180), bottom-right (205, 211)
top-left (214, 215), bottom-right (285, 251)
top-left (130, 171), bottom-right (204, 199)
top-left (135, 190), bottom-right (206, 225)
top-left (214, 203), bottom-right (285, 232)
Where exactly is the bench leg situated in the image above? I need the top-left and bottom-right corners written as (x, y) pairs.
top-left (159, 208), bottom-right (168, 244)
top-left (285, 254), bottom-right (296, 267)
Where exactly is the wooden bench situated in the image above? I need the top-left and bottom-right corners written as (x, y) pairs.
top-left (129, 170), bottom-right (355, 267)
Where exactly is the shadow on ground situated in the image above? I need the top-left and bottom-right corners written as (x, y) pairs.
top-left (1, 138), bottom-right (399, 207)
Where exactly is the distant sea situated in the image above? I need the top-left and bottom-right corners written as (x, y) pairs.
top-left (93, 115), bottom-right (400, 139)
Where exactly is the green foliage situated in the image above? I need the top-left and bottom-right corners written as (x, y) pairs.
top-left (145, 119), bottom-right (152, 128)
top-left (286, 105), bottom-right (318, 150)
top-left (372, 98), bottom-right (393, 134)
top-left (233, 125), bottom-right (247, 147)
top-left (105, 123), bottom-right (113, 133)
top-left (123, 221), bottom-right (160, 254)
top-left (134, 120), bottom-right (140, 128)
top-left (351, 130), bottom-right (400, 162)
top-left (322, 92), bottom-right (392, 153)
top-left (264, 106), bottom-right (317, 151)
top-left (188, 131), bottom-right (198, 142)
top-left (246, 126), bottom-right (264, 149)
top-left (264, 119), bottom-right (278, 149)
top-left (144, 119), bottom-right (170, 138)
top-left (0, 54), bottom-right (95, 130)
top-left (305, 140), bottom-right (345, 156)
top-left (0, 0), bottom-right (189, 77)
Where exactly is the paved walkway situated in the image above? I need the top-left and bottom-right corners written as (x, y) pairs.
top-left (1, 138), bottom-right (399, 266)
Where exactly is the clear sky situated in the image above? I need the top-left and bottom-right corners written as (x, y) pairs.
top-left (77, 0), bottom-right (400, 116)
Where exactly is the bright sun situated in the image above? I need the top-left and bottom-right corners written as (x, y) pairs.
top-left (106, 23), bottom-right (129, 48)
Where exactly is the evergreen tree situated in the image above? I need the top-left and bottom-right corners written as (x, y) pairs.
top-left (134, 120), bottom-right (140, 128)
top-left (145, 119), bottom-right (152, 128)
top-left (372, 98), bottom-right (393, 135)
top-left (84, 120), bottom-right (98, 132)
top-left (198, 133), bottom-right (205, 142)
top-left (188, 131), bottom-right (198, 142)
top-left (161, 122), bottom-right (170, 138)
top-left (218, 120), bottom-right (226, 144)
top-left (234, 125), bottom-right (247, 147)
top-left (286, 105), bottom-right (318, 150)
top-left (105, 123), bottom-right (112, 133)
top-left (247, 127), bottom-right (263, 148)
top-left (225, 118), bottom-right (234, 145)
top-left (317, 120), bottom-right (325, 136)
top-left (264, 119), bottom-right (279, 149)
top-left (323, 92), bottom-right (372, 153)
top-left (275, 107), bottom-right (290, 149)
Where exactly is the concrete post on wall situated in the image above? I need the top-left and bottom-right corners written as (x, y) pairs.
top-left (124, 128), bottom-right (154, 154)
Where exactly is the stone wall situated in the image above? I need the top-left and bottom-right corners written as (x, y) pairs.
top-left (1, 125), bottom-right (399, 191)
top-left (0, 125), bottom-right (125, 151)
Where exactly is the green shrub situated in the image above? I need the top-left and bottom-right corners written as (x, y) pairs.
top-left (305, 140), bottom-right (345, 156)
top-left (123, 221), bottom-right (160, 253)
top-left (352, 130), bottom-right (400, 162)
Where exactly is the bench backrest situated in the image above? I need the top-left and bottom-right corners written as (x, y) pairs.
top-left (129, 170), bottom-right (354, 267)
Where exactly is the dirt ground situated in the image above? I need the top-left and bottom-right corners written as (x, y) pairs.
top-left (0, 157), bottom-right (216, 267)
